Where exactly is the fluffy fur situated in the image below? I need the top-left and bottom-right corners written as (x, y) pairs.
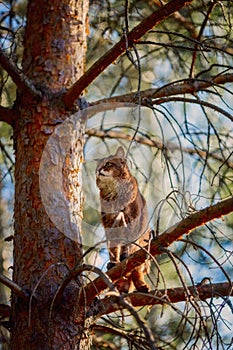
top-left (96, 146), bottom-right (150, 292)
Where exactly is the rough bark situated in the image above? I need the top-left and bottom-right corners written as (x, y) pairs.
top-left (11, 1), bottom-right (89, 349)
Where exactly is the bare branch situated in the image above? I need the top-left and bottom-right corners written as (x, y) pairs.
top-left (154, 96), bottom-right (233, 122)
top-left (0, 274), bottom-right (28, 300)
top-left (83, 196), bottom-right (233, 304)
top-left (63, 0), bottom-right (194, 108)
top-left (98, 281), bottom-right (233, 316)
top-left (0, 105), bottom-right (15, 125)
top-left (0, 49), bottom-right (41, 96)
top-left (90, 74), bottom-right (233, 106)
top-left (86, 128), bottom-right (233, 169)
top-left (116, 294), bottom-right (157, 350)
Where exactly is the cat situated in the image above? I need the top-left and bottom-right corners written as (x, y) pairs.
top-left (96, 146), bottom-right (150, 292)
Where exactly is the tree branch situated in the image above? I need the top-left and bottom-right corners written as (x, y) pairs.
top-left (0, 105), bottom-right (15, 125)
top-left (83, 196), bottom-right (233, 304)
top-left (153, 96), bottom-right (233, 122)
top-left (90, 74), bottom-right (233, 106)
top-left (63, 0), bottom-right (194, 108)
top-left (86, 128), bottom-right (233, 169)
top-left (0, 49), bottom-right (41, 96)
top-left (0, 274), bottom-right (28, 300)
top-left (98, 281), bottom-right (233, 316)
top-left (93, 324), bottom-right (149, 349)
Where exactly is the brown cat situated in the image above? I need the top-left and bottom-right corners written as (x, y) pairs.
top-left (96, 146), bottom-right (150, 292)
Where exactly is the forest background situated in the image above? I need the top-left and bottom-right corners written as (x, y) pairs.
top-left (0, 0), bottom-right (232, 349)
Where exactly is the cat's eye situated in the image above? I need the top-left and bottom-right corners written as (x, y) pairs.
top-left (105, 162), bottom-right (112, 168)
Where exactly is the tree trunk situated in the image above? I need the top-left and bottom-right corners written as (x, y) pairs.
top-left (11, 0), bottom-right (90, 349)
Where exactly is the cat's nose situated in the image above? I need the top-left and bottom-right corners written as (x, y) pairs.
top-left (98, 169), bottom-right (105, 176)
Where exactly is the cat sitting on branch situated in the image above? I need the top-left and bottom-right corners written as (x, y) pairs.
top-left (96, 146), bottom-right (150, 292)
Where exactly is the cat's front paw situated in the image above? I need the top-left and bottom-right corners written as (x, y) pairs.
top-left (116, 277), bottom-right (131, 293)
top-left (133, 279), bottom-right (149, 293)
top-left (135, 284), bottom-right (149, 293)
top-left (107, 261), bottom-right (117, 270)
top-left (120, 252), bottom-right (128, 261)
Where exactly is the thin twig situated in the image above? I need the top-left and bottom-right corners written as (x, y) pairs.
top-left (54, 264), bottom-right (115, 304)
top-left (189, 1), bottom-right (216, 78)
top-left (153, 96), bottom-right (233, 122)
top-left (93, 324), bottom-right (148, 349)
top-left (0, 273), bottom-right (28, 300)
top-left (137, 40), bottom-right (210, 52)
top-left (117, 295), bottom-right (158, 350)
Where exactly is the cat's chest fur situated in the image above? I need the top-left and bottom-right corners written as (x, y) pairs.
top-left (97, 175), bottom-right (136, 212)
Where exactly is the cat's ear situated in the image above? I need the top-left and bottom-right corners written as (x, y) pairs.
top-left (115, 146), bottom-right (125, 159)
